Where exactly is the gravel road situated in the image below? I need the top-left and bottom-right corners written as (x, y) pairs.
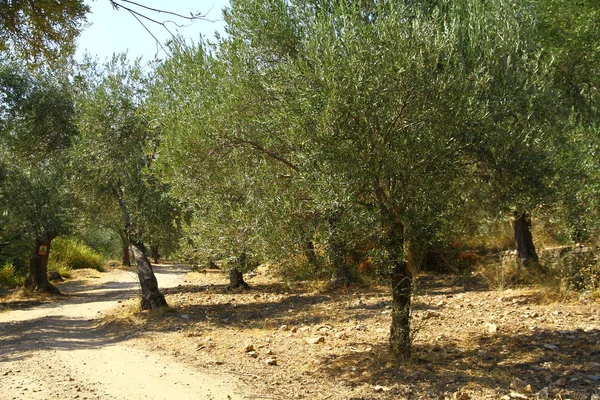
top-left (0, 265), bottom-right (246, 400)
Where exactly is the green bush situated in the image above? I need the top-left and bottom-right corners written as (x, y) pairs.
top-left (0, 261), bottom-right (24, 288)
top-left (48, 236), bottom-right (104, 273)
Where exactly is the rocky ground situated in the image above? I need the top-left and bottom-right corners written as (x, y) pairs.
top-left (1, 264), bottom-right (599, 400)
top-left (107, 267), bottom-right (600, 400)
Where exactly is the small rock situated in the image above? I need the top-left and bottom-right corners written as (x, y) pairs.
top-left (536, 387), bottom-right (548, 400)
top-left (290, 326), bottom-right (298, 333)
top-left (298, 326), bottom-right (310, 333)
top-left (279, 325), bottom-right (289, 331)
top-left (587, 375), bottom-right (600, 382)
top-left (453, 391), bottom-right (470, 400)
top-left (306, 336), bottom-right (325, 345)
top-left (372, 385), bottom-right (391, 393)
top-left (509, 392), bottom-right (528, 399)
top-left (422, 311), bottom-right (439, 320)
top-left (180, 314), bottom-right (190, 320)
top-left (437, 300), bottom-right (445, 307)
top-left (511, 377), bottom-right (531, 393)
top-left (543, 344), bottom-right (558, 351)
top-left (484, 322), bottom-right (498, 334)
top-left (335, 332), bottom-right (348, 340)
top-left (244, 344), bottom-right (255, 352)
top-left (247, 351), bottom-right (258, 358)
top-left (265, 358), bottom-right (277, 366)
top-left (355, 324), bottom-right (367, 331)
top-left (48, 271), bottom-right (63, 281)
top-left (554, 377), bottom-right (567, 387)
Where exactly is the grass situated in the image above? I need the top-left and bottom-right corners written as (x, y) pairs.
top-left (48, 236), bottom-right (105, 274)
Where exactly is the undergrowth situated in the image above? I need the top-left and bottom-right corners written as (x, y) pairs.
top-left (48, 236), bottom-right (105, 274)
top-left (0, 262), bottom-right (24, 288)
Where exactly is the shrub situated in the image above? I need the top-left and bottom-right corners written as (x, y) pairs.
top-left (48, 236), bottom-right (104, 273)
top-left (0, 261), bottom-right (24, 288)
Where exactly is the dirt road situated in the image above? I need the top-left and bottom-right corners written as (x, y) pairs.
top-left (0, 266), bottom-right (247, 400)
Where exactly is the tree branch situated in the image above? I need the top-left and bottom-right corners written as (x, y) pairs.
top-left (228, 138), bottom-right (300, 172)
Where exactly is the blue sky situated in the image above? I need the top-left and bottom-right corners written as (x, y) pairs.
top-left (75, 0), bottom-right (229, 62)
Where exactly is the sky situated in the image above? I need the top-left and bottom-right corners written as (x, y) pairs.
top-left (75, 0), bottom-right (229, 62)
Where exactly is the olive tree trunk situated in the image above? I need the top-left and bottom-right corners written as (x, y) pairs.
top-left (24, 239), bottom-right (60, 294)
top-left (121, 229), bottom-right (131, 267)
top-left (327, 211), bottom-right (359, 286)
top-left (130, 241), bottom-right (168, 310)
top-left (227, 252), bottom-right (250, 290)
top-left (387, 224), bottom-right (412, 360)
top-left (513, 211), bottom-right (538, 265)
top-left (150, 244), bottom-right (160, 264)
top-left (122, 245), bottom-right (131, 267)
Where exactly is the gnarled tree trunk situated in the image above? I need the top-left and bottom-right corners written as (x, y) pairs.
top-left (24, 238), bottom-right (60, 294)
top-left (130, 241), bottom-right (168, 310)
top-left (513, 211), bottom-right (538, 266)
top-left (227, 252), bottom-right (250, 290)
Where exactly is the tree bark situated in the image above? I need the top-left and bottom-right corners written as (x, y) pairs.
top-left (327, 211), bottom-right (359, 286)
top-left (122, 246), bottom-right (131, 267)
top-left (130, 241), bottom-right (168, 310)
top-left (227, 253), bottom-right (250, 290)
top-left (150, 244), bottom-right (160, 264)
top-left (513, 211), bottom-right (538, 265)
top-left (24, 239), bottom-right (60, 294)
top-left (121, 229), bottom-right (131, 266)
top-left (387, 223), bottom-right (412, 360)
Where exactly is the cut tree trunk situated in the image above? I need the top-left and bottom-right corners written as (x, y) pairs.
top-left (24, 239), bottom-right (60, 294)
top-left (513, 211), bottom-right (538, 265)
top-left (150, 244), bottom-right (160, 264)
top-left (130, 241), bottom-right (168, 310)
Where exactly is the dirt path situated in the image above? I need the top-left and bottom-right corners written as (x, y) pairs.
top-left (0, 265), bottom-right (247, 400)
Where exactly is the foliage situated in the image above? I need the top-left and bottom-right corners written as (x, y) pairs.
top-left (0, 62), bottom-right (78, 246)
top-left (0, 0), bottom-right (89, 65)
top-left (0, 261), bottom-right (24, 288)
top-left (48, 236), bottom-right (104, 272)
top-left (72, 54), bottom-right (178, 246)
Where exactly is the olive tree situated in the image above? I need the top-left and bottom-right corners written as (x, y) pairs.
top-left (0, 63), bottom-right (77, 293)
top-left (72, 55), bottom-right (167, 309)
top-left (221, 0), bottom-right (558, 358)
